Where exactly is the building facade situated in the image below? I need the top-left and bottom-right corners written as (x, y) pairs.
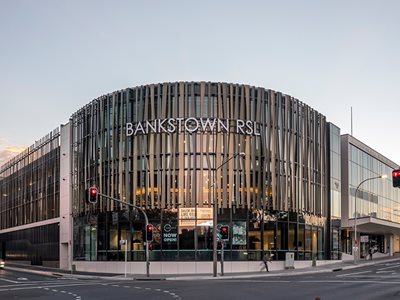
top-left (0, 129), bottom-right (60, 266)
top-left (341, 134), bottom-right (400, 259)
top-left (0, 81), bottom-right (340, 273)
top-left (70, 81), bottom-right (330, 265)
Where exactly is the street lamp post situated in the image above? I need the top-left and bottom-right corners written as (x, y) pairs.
top-left (96, 192), bottom-right (151, 277)
top-left (353, 174), bottom-right (387, 264)
top-left (212, 152), bottom-right (245, 277)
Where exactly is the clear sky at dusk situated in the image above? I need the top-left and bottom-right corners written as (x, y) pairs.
top-left (0, 0), bottom-right (399, 165)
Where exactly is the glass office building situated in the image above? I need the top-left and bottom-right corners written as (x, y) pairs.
top-left (70, 81), bottom-right (330, 263)
top-left (0, 129), bottom-right (60, 266)
top-left (327, 124), bottom-right (341, 260)
top-left (341, 134), bottom-right (400, 258)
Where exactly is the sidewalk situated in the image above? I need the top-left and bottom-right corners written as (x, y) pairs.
top-left (165, 256), bottom-right (400, 280)
top-left (5, 256), bottom-right (400, 281)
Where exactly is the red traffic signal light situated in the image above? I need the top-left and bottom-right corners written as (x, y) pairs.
top-left (87, 187), bottom-right (98, 204)
top-left (146, 224), bottom-right (153, 241)
top-left (220, 225), bottom-right (229, 240)
top-left (393, 170), bottom-right (400, 188)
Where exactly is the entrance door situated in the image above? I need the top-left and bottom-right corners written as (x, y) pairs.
top-left (1, 241), bottom-right (5, 260)
top-left (394, 235), bottom-right (400, 253)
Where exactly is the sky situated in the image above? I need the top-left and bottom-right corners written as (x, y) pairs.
top-left (0, 0), bottom-right (399, 166)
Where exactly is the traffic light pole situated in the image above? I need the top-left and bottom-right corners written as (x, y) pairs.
top-left (97, 192), bottom-right (150, 277)
top-left (353, 175), bottom-right (386, 265)
top-left (220, 240), bottom-right (224, 276)
top-left (212, 152), bottom-right (245, 277)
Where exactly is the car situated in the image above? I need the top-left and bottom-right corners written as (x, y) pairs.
top-left (0, 260), bottom-right (4, 269)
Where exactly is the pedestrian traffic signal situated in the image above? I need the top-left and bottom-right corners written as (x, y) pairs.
top-left (86, 187), bottom-right (98, 204)
top-left (393, 170), bottom-right (400, 188)
top-left (220, 225), bottom-right (229, 240)
top-left (146, 224), bottom-right (153, 241)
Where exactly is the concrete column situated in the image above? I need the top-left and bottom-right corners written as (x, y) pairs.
top-left (59, 123), bottom-right (72, 270)
top-left (389, 234), bottom-right (394, 256)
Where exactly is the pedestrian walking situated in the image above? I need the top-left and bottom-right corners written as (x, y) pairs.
top-left (263, 252), bottom-right (271, 272)
top-left (368, 247), bottom-right (373, 260)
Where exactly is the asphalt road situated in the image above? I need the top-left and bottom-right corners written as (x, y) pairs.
top-left (2, 261), bottom-right (400, 299)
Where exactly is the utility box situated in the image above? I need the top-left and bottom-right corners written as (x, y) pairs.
top-left (285, 252), bottom-right (295, 269)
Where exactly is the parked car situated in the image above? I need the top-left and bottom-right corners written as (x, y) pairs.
top-left (0, 260), bottom-right (4, 269)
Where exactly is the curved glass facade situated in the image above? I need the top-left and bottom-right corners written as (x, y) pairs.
top-left (71, 82), bottom-right (329, 261)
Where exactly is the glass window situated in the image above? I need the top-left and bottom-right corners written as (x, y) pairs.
top-left (179, 226), bottom-right (194, 249)
top-left (288, 223), bottom-right (296, 251)
top-left (262, 221), bottom-right (275, 251)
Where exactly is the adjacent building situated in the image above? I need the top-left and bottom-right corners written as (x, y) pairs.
top-left (341, 134), bottom-right (400, 259)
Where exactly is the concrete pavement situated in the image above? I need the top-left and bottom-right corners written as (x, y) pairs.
top-left (5, 255), bottom-right (400, 281)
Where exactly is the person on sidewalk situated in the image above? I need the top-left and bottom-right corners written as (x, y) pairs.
top-left (263, 252), bottom-right (271, 272)
top-left (368, 247), bottom-right (373, 260)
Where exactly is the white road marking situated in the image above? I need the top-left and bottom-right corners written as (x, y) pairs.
top-left (0, 277), bottom-right (19, 283)
top-left (17, 277), bottom-right (28, 281)
top-left (384, 263), bottom-right (400, 266)
top-left (215, 280), bottom-right (291, 283)
top-left (378, 265), bottom-right (400, 271)
top-left (0, 282), bottom-right (105, 292)
top-left (338, 270), bottom-right (372, 277)
top-left (123, 285), bottom-right (130, 288)
top-left (299, 280), bottom-right (400, 284)
top-left (376, 271), bottom-right (395, 274)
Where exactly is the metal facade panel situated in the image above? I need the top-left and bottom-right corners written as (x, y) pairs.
top-left (68, 82), bottom-right (328, 220)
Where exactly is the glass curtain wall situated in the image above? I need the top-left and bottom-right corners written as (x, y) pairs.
top-left (329, 123), bottom-right (341, 259)
top-left (348, 145), bottom-right (400, 222)
top-left (71, 82), bottom-right (329, 261)
top-left (0, 128), bottom-right (60, 229)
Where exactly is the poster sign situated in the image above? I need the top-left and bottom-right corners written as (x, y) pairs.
top-left (162, 222), bottom-right (178, 244)
top-left (178, 207), bottom-right (213, 226)
top-left (232, 221), bottom-right (247, 245)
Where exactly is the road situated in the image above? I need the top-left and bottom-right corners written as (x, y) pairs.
top-left (2, 261), bottom-right (400, 299)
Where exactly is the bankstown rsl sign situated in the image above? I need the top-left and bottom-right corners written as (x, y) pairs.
top-left (126, 118), bottom-right (261, 136)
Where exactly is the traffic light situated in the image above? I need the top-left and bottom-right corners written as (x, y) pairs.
top-left (393, 170), bottom-right (400, 188)
top-left (146, 224), bottom-right (153, 241)
top-left (86, 187), bottom-right (98, 204)
top-left (220, 225), bottom-right (229, 240)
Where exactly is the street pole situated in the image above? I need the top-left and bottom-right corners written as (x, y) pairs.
top-left (212, 187), bottom-right (218, 277)
top-left (353, 175), bottom-right (387, 264)
top-left (120, 239), bottom-right (127, 278)
top-left (221, 240), bottom-right (224, 276)
top-left (97, 192), bottom-right (150, 277)
top-left (125, 240), bottom-right (128, 278)
top-left (212, 152), bottom-right (245, 277)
